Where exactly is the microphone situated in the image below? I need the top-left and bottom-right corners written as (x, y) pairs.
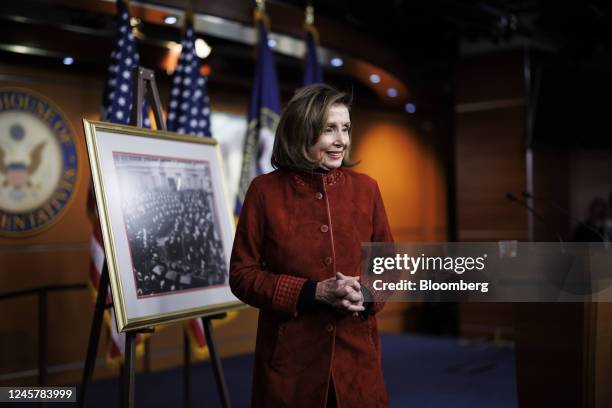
top-left (522, 191), bottom-right (607, 242)
top-left (505, 192), bottom-right (564, 243)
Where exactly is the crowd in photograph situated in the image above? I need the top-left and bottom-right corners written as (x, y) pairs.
top-left (122, 187), bottom-right (227, 296)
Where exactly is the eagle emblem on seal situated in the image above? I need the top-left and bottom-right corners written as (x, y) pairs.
top-left (0, 88), bottom-right (79, 236)
top-left (1, 139), bottom-right (46, 196)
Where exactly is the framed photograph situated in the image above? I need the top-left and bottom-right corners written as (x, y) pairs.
top-left (83, 119), bottom-right (244, 332)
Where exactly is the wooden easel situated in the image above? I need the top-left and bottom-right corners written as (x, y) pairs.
top-left (78, 67), bottom-right (231, 408)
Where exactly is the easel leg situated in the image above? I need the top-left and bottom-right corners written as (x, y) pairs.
top-left (122, 331), bottom-right (137, 408)
top-left (183, 328), bottom-right (191, 408)
top-left (78, 264), bottom-right (110, 408)
top-left (202, 317), bottom-right (231, 408)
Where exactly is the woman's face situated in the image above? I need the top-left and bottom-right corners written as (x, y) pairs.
top-left (308, 104), bottom-right (351, 170)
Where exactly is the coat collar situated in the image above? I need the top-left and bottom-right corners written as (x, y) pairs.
top-left (287, 167), bottom-right (344, 189)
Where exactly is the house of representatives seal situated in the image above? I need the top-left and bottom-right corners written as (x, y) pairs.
top-left (0, 88), bottom-right (79, 237)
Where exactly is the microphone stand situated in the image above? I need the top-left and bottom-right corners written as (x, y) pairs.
top-left (522, 191), bottom-right (608, 243)
top-left (505, 193), bottom-right (564, 244)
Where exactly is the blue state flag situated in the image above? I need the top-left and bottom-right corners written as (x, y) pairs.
top-left (235, 15), bottom-right (281, 215)
top-left (166, 21), bottom-right (211, 136)
top-left (302, 26), bottom-right (323, 86)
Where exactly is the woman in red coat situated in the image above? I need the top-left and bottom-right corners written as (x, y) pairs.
top-left (230, 83), bottom-right (393, 407)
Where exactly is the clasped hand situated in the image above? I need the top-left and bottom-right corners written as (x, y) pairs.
top-left (315, 272), bottom-right (365, 315)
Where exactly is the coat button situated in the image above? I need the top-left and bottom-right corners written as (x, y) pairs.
top-left (315, 192), bottom-right (323, 200)
top-left (320, 225), bottom-right (329, 233)
top-left (324, 257), bottom-right (332, 265)
top-left (326, 324), bottom-right (334, 332)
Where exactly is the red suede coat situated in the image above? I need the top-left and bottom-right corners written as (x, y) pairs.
top-left (229, 167), bottom-right (393, 408)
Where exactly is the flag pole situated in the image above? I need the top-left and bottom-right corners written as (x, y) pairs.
top-left (166, 4), bottom-right (231, 405)
top-left (254, 0), bottom-right (270, 30)
top-left (305, 3), bottom-right (314, 26)
top-left (81, 1), bottom-right (149, 403)
top-left (302, 2), bottom-right (323, 85)
top-left (180, 6), bottom-right (194, 408)
top-left (304, 3), bottom-right (318, 41)
top-left (183, 0), bottom-right (195, 35)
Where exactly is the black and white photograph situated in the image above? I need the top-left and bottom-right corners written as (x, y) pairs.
top-left (82, 120), bottom-right (240, 332)
top-left (113, 152), bottom-right (227, 298)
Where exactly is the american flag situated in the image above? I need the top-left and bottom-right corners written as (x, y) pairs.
top-left (101, 0), bottom-right (150, 127)
top-left (166, 19), bottom-right (211, 356)
top-left (167, 22), bottom-right (211, 136)
top-left (89, 0), bottom-right (146, 366)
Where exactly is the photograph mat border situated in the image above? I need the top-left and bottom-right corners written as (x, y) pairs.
top-left (82, 119), bottom-right (246, 332)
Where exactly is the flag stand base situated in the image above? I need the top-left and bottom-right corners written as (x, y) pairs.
top-left (79, 66), bottom-right (231, 408)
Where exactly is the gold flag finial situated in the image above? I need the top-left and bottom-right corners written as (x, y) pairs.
top-left (303, 3), bottom-right (319, 44)
top-left (305, 5), bottom-right (314, 26)
top-left (254, 0), bottom-right (270, 31)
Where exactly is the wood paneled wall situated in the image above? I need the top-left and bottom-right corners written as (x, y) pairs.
top-left (0, 64), bottom-right (100, 385)
top-left (454, 50), bottom-right (612, 407)
top-left (0, 63), bottom-right (446, 385)
top-left (454, 51), bottom-right (527, 343)
top-left (455, 51), bottom-right (528, 243)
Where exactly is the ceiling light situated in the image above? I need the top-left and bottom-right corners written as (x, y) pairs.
top-left (267, 37), bottom-right (277, 48)
top-left (195, 38), bottom-right (212, 59)
top-left (369, 74), bottom-right (381, 84)
top-left (330, 57), bottom-right (343, 67)
top-left (164, 15), bottom-right (178, 25)
top-left (62, 56), bottom-right (74, 66)
top-left (405, 103), bottom-right (416, 114)
top-left (386, 88), bottom-right (398, 98)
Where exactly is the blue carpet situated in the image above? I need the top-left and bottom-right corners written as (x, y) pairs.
top-left (382, 335), bottom-right (517, 408)
top-left (79, 334), bottom-right (517, 407)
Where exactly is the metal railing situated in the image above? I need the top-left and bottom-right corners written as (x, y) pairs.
top-left (0, 283), bottom-right (88, 385)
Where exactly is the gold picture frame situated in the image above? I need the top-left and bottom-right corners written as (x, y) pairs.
top-left (83, 119), bottom-right (244, 332)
